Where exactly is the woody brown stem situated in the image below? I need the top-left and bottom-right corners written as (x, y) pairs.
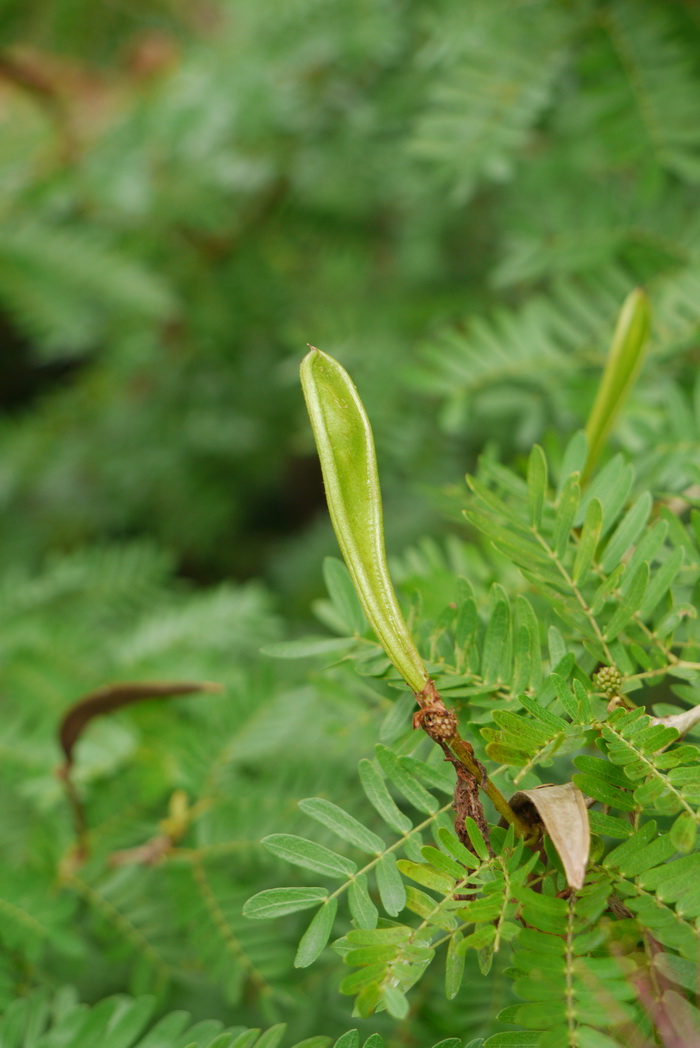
top-left (414, 680), bottom-right (532, 840)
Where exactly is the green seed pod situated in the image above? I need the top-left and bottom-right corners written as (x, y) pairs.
top-left (300, 347), bottom-right (429, 694)
top-left (583, 288), bottom-right (650, 481)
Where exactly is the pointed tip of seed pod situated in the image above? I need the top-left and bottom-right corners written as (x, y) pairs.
top-left (303, 344), bottom-right (330, 365)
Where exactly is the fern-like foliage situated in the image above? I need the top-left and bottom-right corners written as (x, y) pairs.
top-left (255, 436), bottom-right (700, 1045)
top-left (0, 988), bottom-right (461, 1048)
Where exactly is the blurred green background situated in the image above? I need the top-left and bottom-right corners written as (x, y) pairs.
top-left (3, 0), bottom-right (700, 608)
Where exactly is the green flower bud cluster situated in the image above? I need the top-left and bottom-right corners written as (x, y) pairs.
top-left (593, 665), bottom-right (623, 697)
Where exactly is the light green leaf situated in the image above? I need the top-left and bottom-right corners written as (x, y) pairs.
top-left (577, 456), bottom-right (632, 533)
top-left (299, 798), bottom-right (385, 854)
top-left (437, 827), bottom-right (479, 870)
top-left (481, 595), bottom-right (511, 685)
top-left (230, 1032), bottom-right (261, 1048)
top-left (348, 875), bottom-right (379, 930)
top-left (600, 492), bottom-right (652, 573)
top-left (590, 563), bottom-right (625, 616)
top-left (381, 987), bottom-right (409, 1019)
top-left (465, 818), bottom-right (490, 861)
top-left (331, 1033), bottom-right (360, 1048)
top-left (358, 758), bottom-right (413, 834)
top-left (301, 348), bottom-right (428, 692)
top-left (553, 473), bottom-right (580, 559)
top-left (291, 1038), bottom-right (333, 1048)
top-left (263, 835), bottom-right (357, 878)
top-left (397, 859), bottom-right (455, 894)
top-left (295, 898), bottom-right (338, 968)
top-left (323, 557), bottom-right (367, 636)
top-left (254, 1026), bottom-right (287, 1048)
top-left (558, 432), bottom-right (588, 494)
top-left (623, 519), bottom-right (668, 585)
top-left (572, 498), bottom-right (603, 584)
top-left (604, 562), bottom-right (649, 641)
top-left (550, 674), bottom-right (577, 720)
top-left (484, 1035), bottom-right (541, 1047)
top-left (421, 845), bottom-right (470, 882)
top-left (375, 853), bottom-right (406, 916)
top-left (243, 887), bottom-right (328, 920)
top-left (670, 812), bottom-right (697, 854)
top-left (527, 445), bottom-right (547, 530)
top-left (379, 693), bottom-right (414, 745)
top-left (260, 637), bottom-right (356, 658)
top-left (583, 288), bottom-right (650, 478)
top-left (638, 547), bottom-right (684, 619)
top-left (345, 927), bottom-right (412, 945)
top-left (445, 931), bottom-right (466, 1000)
top-left (572, 774), bottom-right (636, 812)
top-left (375, 745), bottom-right (438, 814)
top-left (547, 626), bottom-right (567, 668)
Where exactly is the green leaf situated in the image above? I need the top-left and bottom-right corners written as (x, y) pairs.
top-left (381, 986), bottom-right (409, 1019)
top-left (243, 887), bottom-right (328, 920)
top-left (527, 445), bottom-right (547, 530)
top-left (600, 492), bottom-right (652, 573)
top-left (465, 818), bottom-right (490, 861)
top-left (572, 498), bottom-right (603, 584)
top-left (483, 1035), bottom-right (542, 1047)
top-left (554, 473), bottom-right (580, 559)
top-left (421, 845), bottom-right (471, 882)
top-left (358, 759), bottom-right (413, 834)
top-left (559, 432), bottom-right (588, 491)
top-left (374, 745), bottom-right (438, 814)
top-left (375, 854), bottom-right (406, 916)
top-left (301, 348), bottom-right (428, 692)
top-left (481, 595), bottom-right (511, 684)
top-left (255, 1026), bottom-right (288, 1048)
top-left (590, 563), bottom-right (625, 616)
top-left (291, 1039), bottom-right (333, 1048)
top-left (623, 519), bottom-right (668, 585)
top-left (299, 798), bottom-right (385, 854)
top-left (397, 859), bottom-right (455, 894)
top-left (260, 637), bottom-right (356, 658)
top-left (263, 835), bottom-right (357, 878)
top-left (547, 626), bottom-right (567, 668)
top-left (638, 547), bottom-right (684, 619)
top-left (437, 827), bottom-right (479, 870)
top-left (445, 931), bottom-right (466, 1000)
top-left (348, 875), bottom-right (379, 930)
top-left (379, 693), bottom-right (414, 744)
top-left (604, 562), bottom-right (649, 640)
top-left (323, 557), bottom-right (367, 635)
top-left (550, 673), bottom-right (576, 720)
top-left (583, 288), bottom-right (650, 478)
top-left (670, 812), bottom-right (697, 853)
top-left (332, 1033), bottom-right (360, 1048)
top-left (295, 898), bottom-right (338, 968)
top-left (572, 774), bottom-right (636, 812)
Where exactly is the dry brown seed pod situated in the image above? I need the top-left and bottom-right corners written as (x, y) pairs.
top-left (504, 782), bottom-right (590, 891)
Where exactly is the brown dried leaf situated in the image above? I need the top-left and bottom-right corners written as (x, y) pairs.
top-left (59, 680), bottom-right (222, 765)
top-left (508, 782), bottom-right (590, 890)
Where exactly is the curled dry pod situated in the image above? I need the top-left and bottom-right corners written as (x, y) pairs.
top-left (300, 347), bottom-right (429, 694)
top-left (505, 782), bottom-right (590, 890)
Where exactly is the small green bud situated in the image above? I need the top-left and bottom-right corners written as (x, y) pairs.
top-left (592, 665), bottom-right (623, 698)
